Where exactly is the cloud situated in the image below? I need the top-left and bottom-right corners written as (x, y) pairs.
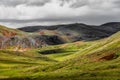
top-left (0, 0), bottom-right (120, 28)
top-left (60, 0), bottom-right (120, 9)
top-left (0, 0), bottom-right (51, 7)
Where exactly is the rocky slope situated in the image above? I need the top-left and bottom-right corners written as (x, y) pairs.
top-left (0, 25), bottom-right (65, 50)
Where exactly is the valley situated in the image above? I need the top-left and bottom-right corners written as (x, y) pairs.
top-left (0, 23), bottom-right (120, 80)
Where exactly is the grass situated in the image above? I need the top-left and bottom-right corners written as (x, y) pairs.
top-left (0, 25), bottom-right (26, 36)
top-left (0, 31), bottom-right (120, 80)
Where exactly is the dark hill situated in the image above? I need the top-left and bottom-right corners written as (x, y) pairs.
top-left (18, 22), bottom-right (120, 41)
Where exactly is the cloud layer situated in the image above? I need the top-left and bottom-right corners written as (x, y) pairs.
top-left (0, 0), bottom-right (51, 6)
top-left (0, 0), bottom-right (120, 28)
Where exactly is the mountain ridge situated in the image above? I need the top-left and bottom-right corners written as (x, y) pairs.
top-left (19, 22), bottom-right (120, 40)
top-left (1, 22), bottom-right (120, 50)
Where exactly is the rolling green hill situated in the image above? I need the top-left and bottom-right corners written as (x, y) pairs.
top-left (0, 25), bottom-right (25, 37)
top-left (0, 29), bottom-right (120, 80)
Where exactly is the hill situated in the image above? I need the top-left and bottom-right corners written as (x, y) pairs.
top-left (1, 22), bottom-right (120, 50)
top-left (0, 25), bottom-right (65, 51)
top-left (0, 23), bottom-right (120, 80)
top-left (0, 25), bottom-right (65, 50)
top-left (18, 22), bottom-right (120, 41)
top-left (0, 25), bottom-right (38, 50)
top-left (0, 30), bottom-right (120, 80)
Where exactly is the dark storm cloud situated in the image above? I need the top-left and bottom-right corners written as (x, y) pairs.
top-left (0, 0), bottom-right (51, 7)
top-left (112, 0), bottom-right (120, 7)
top-left (0, 0), bottom-right (26, 6)
top-left (70, 1), bottom-right (88, 8)
top-left (27, 0), bottom-right (51, 6)
top-left (59, 0), bottom-right (71, 6)
top-left (60, 0), bottom-right (120, 8)
top-left (59, 0), bottom-right (88, 8)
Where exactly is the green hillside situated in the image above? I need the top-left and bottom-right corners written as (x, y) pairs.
top-left (0, 25), bottom-right (26, 37)
top-left (0, 31), bottom-right (120, 80)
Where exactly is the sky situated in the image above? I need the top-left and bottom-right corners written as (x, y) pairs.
top-left (0, 0), bottom-right (120, 28)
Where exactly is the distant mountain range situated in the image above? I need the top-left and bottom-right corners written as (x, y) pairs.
top-left (0, 22), bottom-right (120, 50)
top-left (19, 22), bottom-right (120, 40)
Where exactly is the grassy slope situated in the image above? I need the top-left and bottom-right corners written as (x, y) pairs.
top-left (0, 31), bottom-right (120, 80)
top-left (0, 50), bottom-right (56, 79)
top-left (0, 25), bottom-right (26, 37)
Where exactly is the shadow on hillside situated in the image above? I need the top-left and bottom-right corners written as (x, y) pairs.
top-left (0, 78), bottom-right (31, 80)
top-left (38, 49), bottom-right (76, 54)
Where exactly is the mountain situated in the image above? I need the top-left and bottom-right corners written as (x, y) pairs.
top-left (0, 25), bottom-right (65, 50)
top-left (0, 25), bottom-right (42, 50)
top-left (1, 22), bottom-right (120, 50)
top-left (19, 22), bottom-right (120, 41)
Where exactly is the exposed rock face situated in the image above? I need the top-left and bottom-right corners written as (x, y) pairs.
top-left (0, 35), bottom-right (65, 50)
top-left (0, 25), bottom-right (40, 49)
top-left (1, 36), bottom-right (41, 49)
top-left (1, 36), bottom-right (35, 49)
top-left (1, 30), bottom-right (17, 37)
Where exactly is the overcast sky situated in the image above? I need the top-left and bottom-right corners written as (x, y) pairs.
top-left (0, 0), bottom-right (120, 28)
